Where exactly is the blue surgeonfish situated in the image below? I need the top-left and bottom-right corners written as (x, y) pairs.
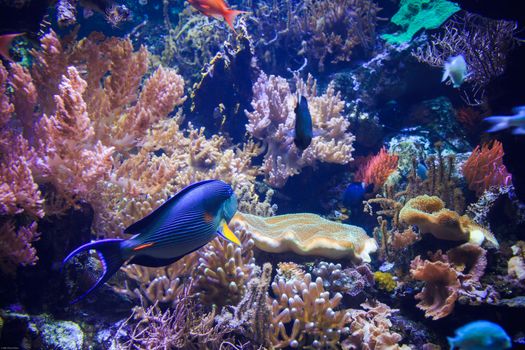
top-left (442, 55), bottom-right (468, 88)
top-left (294, 95), bottom-right (314, 151)
top-left (485, 106), bottom-right (525, 135)
top-left (448, 320), bottom-right (511, 350)
top-left (63, 179), bottom-right (240, 303)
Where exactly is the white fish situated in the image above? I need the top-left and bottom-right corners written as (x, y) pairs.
top-left (442, 55), bottom-right (468, 88)
top-left (485, 106), bottom-right (525, 135)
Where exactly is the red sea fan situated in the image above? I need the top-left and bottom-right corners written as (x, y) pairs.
top-left (463, 141), bottom-right (512, 195)
top-left (355, 147), bottom-right (399, 191)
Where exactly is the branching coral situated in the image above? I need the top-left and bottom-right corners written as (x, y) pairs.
top-left (355, 147), bottom-right (399, 192)
top-left (0, 221), bottom-right (40, 275)
top-left (412, 13), bottom-right (517, 103)
top-left (194, 225), bottom-right (256, 307)
top-left (312, 261), bottom-right (375, 298)
top-left (245, 73), bottom-right (355, 187)
top-left (232, 212), bottom-right (378, 263)
top-left (463, 141), bottom-right (512, 196)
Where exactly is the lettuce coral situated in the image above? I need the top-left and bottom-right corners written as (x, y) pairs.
top-left (382, 0), bottom-right (460, 44)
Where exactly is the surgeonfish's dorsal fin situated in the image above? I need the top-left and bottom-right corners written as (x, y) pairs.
top-left (441, 67), bottom-right (449, 82)
top-left (124, 179), bottom-right (216, 235)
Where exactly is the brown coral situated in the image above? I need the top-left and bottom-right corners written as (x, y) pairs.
top-left (399, 195), bottom-right (498, 247)
top-left (410, 256), bottom-right (460, 320)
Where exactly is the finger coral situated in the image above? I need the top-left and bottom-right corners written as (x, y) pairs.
top-left (194, 225), bottom-right (256, 308)
top-left (312, 261), bottom-right (375, 298)
top-left (232, 212), bottom-right (378, 263)
top-left (463, 141), bottom-right (512, 196)
top-left (245, 73), bottom-right (355, 187)
top-left (399, 195), bottom-right (498, 248)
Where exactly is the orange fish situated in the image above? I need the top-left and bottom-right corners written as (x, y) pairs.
top-left (187, 0), bottom-right (247, 32)
top-left (0, 33), bottom-right (23, 62)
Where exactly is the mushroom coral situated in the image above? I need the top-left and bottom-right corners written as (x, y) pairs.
top-left (231, 212), bottom-right (377, 263)
top-left (399, 195), bottom-right (498, 248)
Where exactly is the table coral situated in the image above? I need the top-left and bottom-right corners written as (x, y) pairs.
top-left (245, 73), bottom-right (355, 187)
top-left (399, 195), bottom-right (498, 247)
top-left (232, 212), bottom-right (378, 263)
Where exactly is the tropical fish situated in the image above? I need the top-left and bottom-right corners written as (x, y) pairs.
top-left (294, 95), bottom-right (313, 151)
top-left (448, 320), bottom-right (511, 350)
top-left (485, 106), bottom-right (525, 135)
top-left (63, 179), bottom-right (240, 303)
top-left (0, 33), bottom-right (23, 62)
top-left (187, 0), bottom-right (247, 32)
top-left (342, 182), bottom-right (373, 210)
top-left (442, 55), bottom-right (468, 88)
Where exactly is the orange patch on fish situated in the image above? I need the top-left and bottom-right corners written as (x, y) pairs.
top-left (187, 0), bottom-right (248, 32)
top-left (204, 212), bottom-right (214, 223)
top-left (133, 242), bottom-right (154, 251)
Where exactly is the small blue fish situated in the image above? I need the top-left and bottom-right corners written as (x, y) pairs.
top-left (416, 161), bottom-right (428, 180)
top-left (63, 179), bottom-right (239, 303)
top-left (485, 106), bottom-right (525, 135)
top-left (294, 95), bottom-right (313, 151)
top-left (343, 182), bottom-right (373, 210)
top-left (448, 320), bottom-right (511, 350)
top-left (442, 55), bottom-right (468, 88)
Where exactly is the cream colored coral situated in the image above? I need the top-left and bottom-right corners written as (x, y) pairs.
top-left (399, 195), bottom-right (498, 248)
top-left (231, 212), bottom-right (377, 263)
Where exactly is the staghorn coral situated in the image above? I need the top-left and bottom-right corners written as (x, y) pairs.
top-left (410, 256), bottom-right (460, 320)
top-left (232, 212), bottom-right (378, 263)
top-left (194, 224), bottom-right (256, 308)
top-left (399, 195), bottom-right (498, 248)
top-left (355, 147), bottom-right (399, 192)
top-left (246, 73), bottom-right (355, 187)
top-left (463, 141), bottom-right (512, 196)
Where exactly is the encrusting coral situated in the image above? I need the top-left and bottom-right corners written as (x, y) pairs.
top-left (399, 195), bottom-right (498, 248)
top-left (232, 212), bottom-right (378, 263)
top-left (245, 73), bottom-right (355, 187)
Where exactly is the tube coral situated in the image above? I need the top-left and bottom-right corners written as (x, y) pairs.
top-left (463, 141), bottom-right (512, 196)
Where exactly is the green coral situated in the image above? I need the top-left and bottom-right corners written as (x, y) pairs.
top-left (374, 271), bottom-right (397, 292)
top-left (382, 0), bottom-right (460, 44)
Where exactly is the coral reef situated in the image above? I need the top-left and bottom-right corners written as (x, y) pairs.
top-left (355, 147), bottom-right (399, 192)
top-left (412, 13), bottom-right (517, 103)
top-left (463, 141), bottom-right (512, 196)
top-left (399, 195), bottom-right (498, 247)
top-left (382, 0), bottom-right (460, 44)
top-left (374, 271), bottom-right (397, 293)
top-left (232, 212), bottom-right (378, 263)
top-left (245, 73), bottom-right (355, 187)
top-left (311, 261), bottom-right (375, 298)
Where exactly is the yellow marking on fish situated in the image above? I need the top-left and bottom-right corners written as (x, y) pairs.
top-left (133, 242), bottom-right (154, 251)
top-left (222, 222), bottom-right (241, 246)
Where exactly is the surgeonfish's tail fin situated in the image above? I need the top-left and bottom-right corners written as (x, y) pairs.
top-left (484, 116), bottom-right (510, 133)
top-left (446, 337), bottom-right (455, 350)
top-left (62, 239), bottom-right (124, 304)
top-left (223, 9), bottom-right (249, 33)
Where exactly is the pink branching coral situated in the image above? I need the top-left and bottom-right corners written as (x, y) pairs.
top-left (355, 147), bottom-right (399, 192)
top-left (246, 73), bottom-right (355, 187)
top-left (463, 141), bottom-right (512, 196)
top-left (0, 221), bottom-right (40, 275)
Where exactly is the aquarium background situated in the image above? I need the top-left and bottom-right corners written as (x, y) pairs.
top-left (1, 0), bottom-right (525, 349)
